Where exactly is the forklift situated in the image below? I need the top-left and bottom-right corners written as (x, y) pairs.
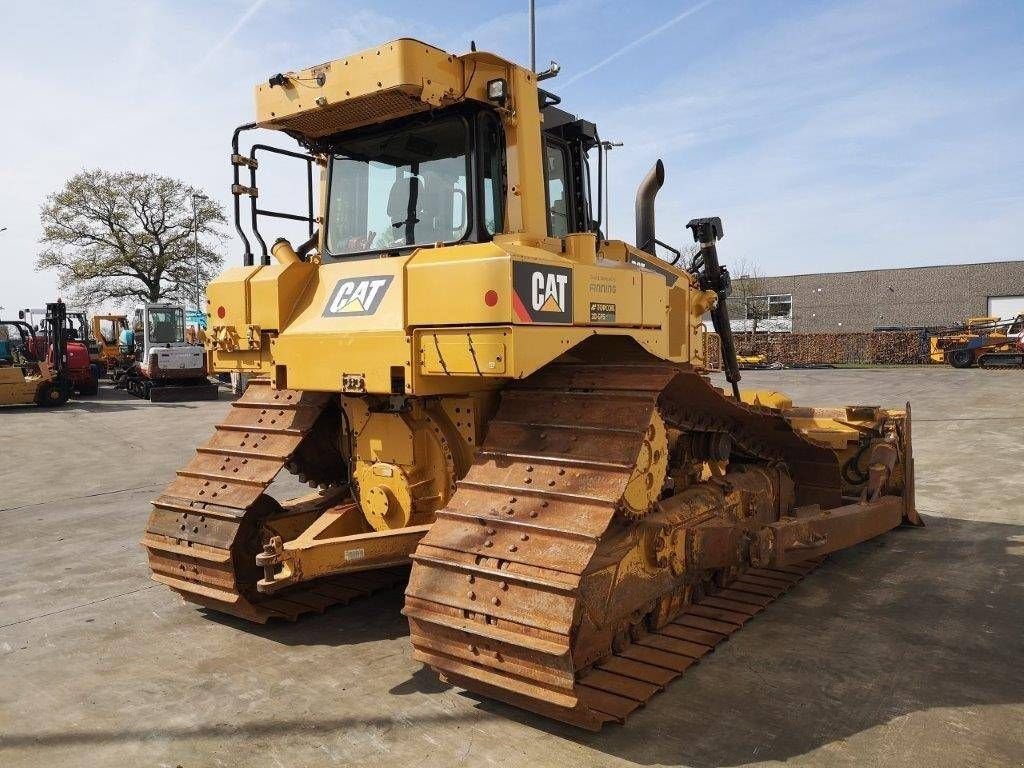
top-left (20, 306), bottom-right (100, 395)
top-left (0, 302), bottom-right (74, 407)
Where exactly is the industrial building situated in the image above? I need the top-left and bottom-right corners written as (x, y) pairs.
top-left (726, 260), bottom-right (1024, 333)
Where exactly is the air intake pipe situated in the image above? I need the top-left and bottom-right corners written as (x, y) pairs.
top-left (635, 159), bottom-right (665, 254)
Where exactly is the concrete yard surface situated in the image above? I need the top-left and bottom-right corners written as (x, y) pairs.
top-left (0, 368), bottom-right (1022, 767)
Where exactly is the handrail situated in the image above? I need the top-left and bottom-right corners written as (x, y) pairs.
top-left (230, 127), bottom-right (317, 266)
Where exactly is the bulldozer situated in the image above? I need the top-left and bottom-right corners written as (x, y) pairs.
top-left (143, 39), bottom-right (919, 729)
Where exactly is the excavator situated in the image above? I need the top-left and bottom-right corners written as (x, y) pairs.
top-left (111, 303), bottom-right (219, 401)
top-left (143, 39), bottom-right (920, 729)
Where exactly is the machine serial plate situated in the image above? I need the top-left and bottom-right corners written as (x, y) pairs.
top-left (590, 302), bottom-right (616, 322)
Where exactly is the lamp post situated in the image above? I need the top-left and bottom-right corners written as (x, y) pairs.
top-left (191, 193), bottom-right (208, 313)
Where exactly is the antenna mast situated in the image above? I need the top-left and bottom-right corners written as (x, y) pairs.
top-left (529, 0), bottom-right (536, 72)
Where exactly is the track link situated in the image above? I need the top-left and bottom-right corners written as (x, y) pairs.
top-left (142, 379), bottom-right (407, 622)
top-left (433, 558), bottom-right (824, 728)
top-left (405, 349), bottom-right (846, 729)
top-left (978, 353), bottom-right (1024, 369)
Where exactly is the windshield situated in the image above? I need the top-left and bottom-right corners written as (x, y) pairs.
top-left (148, 308), bottom-right (185, 344)
top-left (0, 323), bottom-right (33, 364)
top-left (68, 313), bottom-right (89, 343)
top-left (326, 116), bottom-right (469, 256)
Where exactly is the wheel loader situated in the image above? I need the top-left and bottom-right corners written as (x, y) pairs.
top-left (143, 39), bottom-right (920, 729)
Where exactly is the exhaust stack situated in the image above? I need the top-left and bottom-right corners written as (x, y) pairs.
top-left (635, 159), bottom-right (665, 254)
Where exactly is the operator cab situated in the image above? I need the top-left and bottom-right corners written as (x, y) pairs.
top-left (539, 106), bottom-right (600, 239)
top-left (67, 311), bottom-right (98, 355)
top-left (322, 107), bottom-right (503, 258)
top-left (316, 102), bottom-right (600, 259)
top-left (0, 322), bottom-right (37, 368)
top-left (237, 43), bottom-right (604, 264)
top-left (133, 305), bottom-right (187, 353)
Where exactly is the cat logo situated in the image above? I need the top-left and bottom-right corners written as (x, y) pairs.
top-left (323, 275), bottom-right (393, 317)
top-left (512, 262), bottom-right (572, 324)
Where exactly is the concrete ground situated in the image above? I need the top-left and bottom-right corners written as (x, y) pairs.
top-left (0, 367), bottom-right (1022, 768)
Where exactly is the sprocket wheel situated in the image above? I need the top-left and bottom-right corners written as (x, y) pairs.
top-left (286, 398), bottom-right (348, 489)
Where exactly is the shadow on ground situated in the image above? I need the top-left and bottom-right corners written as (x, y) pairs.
top-left (200, 583), bottom-right (411, 647)
top-left (2, 516), bottom-right (1020, 765)
top-left (460, 514), bottom-right (1024, 766)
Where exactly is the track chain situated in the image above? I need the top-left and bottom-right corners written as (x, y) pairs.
top-left (405, 349), bottom-right (843, 729)
top-left (142, 379), bottom-right (406, 622)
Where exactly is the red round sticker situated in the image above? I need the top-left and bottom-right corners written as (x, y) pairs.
top-left (217, 306), bottom-right (226, 319)
top-left (484, 290), bottom-right (498, 307)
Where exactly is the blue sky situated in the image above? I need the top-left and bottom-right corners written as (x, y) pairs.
top-left (1, 0), bottom-right (1021, 311)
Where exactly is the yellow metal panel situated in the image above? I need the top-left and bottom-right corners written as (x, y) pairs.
top-left (357, 412), bottom-right (415, 464)
top-left (406, 244), bottom-right (511, 326)
top-left (641, 271), bottom-right (668, 328)
top-left (256, 40), bottom-right (464, 136)
top-left (248, 260), bottom-right (317, 330)
top-left (269, 256), bottom-right (411, 393)
top-left (740, 390), bottom-right (793, 410)
top-left (272, 330), bottom-right (410, 394)
top-left (210, 349), bottom-right (271, 374)
top-left (410, 324), bottom-right (674, 395)
top-left (667, 284), bottom-right (687, 359)
top-left (419, 330), bottom-right (507, 376)
top-left (575, 261), bottom-right (642, 326)
top-left (206, 266), bottom-right (261, 327)
top-left (286, 258), bottom-right (407, 332)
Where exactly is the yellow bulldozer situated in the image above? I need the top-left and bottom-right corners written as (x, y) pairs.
top-left (144, 39), bottom-right (920, 729)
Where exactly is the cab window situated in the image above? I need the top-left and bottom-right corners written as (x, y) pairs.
top-left (544, 141), bottom-right (570, 238)
top-left (327, 116), bottom-right (470, 256)
top-left (480, 114), bottom-right (504, 237)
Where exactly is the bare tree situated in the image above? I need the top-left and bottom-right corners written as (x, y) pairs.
top-left (729, 257), bottom-right (769, 338)
top-left (36, 170), bottom-right (226, 307)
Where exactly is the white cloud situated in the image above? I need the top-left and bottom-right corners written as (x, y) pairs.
top-left (561, 0), bottom-right (721, 87)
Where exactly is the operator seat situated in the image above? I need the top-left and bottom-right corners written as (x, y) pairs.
top-left (549, 195), bottom-right (569, 238)
top-left (387, 176), bottom-right (426, 244)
